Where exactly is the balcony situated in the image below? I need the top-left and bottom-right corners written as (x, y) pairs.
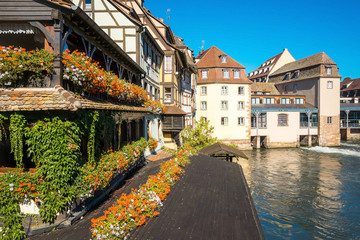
top-left (162, 115), bottom-right (185, 131)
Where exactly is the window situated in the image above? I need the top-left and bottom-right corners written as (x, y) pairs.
top-left (165, 55), bottom-right (172, 73)
top-left (327, 117), bottom-right (332, 124)
top-left (238, 101), bottom-right (244, 110)
top-left (300, 113), bottom-right (318, 128)
top-left (293, 71), bottom-right (299, 79)
top-left (251, 98), bottom-right (260, 104)
top-left (201, 86), bottom-right (207, 95)
top-left (202, 70), bottom-right (208, 79)
top-left (238, 87), bottom-right (244, 95)
top-left (221, 86), bottom-right (228, 95)
top-left (294, 98), bottom-right (304, 104)
top-left (221, 101), bottom-right (228, 110)
top-left (284, 86), bottom-right (288, 94)
top-left (278, 114), bottom-right (288, 126)
top-left (221, 117), bottom-right (228, 126)
top-left (164, 88), bottom-right (172, 103)
top-left (293, 84), bottom-right (297, 93)
top-left (326, 67), bottom-right (332, 75)
top-left (284, 73), bottom-right (290, 80)
top-left (234, 70), bottom-right (240, 79)
top-left (221, 56), bottom-right (227, 63)
top-left (238, 117), bottom-right (244, 125)
top-left (281, 98), bottom-right (290, 104)
top-left (264, 98), bottom-right (275, 104)
top-left (85, 0), bottom-right (92, 9)
top-left (223, 70), bottom-right (230, 79)
top-left (328, 81), bottom-right (333, 89)
top-left (201, 101), bottom-right (207, 110)
top-left (202, 117), bottom-right (207, 122)
top-left (251, 113), bottom-right (267, 128)
top-left (262, 77), bottom-right (266, 82)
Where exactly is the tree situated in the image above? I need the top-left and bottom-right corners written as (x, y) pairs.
top-left (181, 117), bottom-right (217, 151)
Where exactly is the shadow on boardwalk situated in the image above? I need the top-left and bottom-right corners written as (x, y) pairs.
top-left (130, 154), bottom-right (264, 240)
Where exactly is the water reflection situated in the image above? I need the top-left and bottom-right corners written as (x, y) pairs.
top-left (239, 143), bottom-right (360, 240)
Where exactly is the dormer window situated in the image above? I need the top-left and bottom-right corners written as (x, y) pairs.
top-left (326, 67), bottom-right (332, 75)
top-left (221, 55), bottom-right (227, 63)
top-left (293, 71), bottom-right (299, 79)
top-left (284, 73), bottom-right (290, 81)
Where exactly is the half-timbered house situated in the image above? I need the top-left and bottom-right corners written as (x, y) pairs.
top-left (0, 0), bottom-right (154, 165)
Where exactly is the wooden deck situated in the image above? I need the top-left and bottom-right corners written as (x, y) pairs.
top-left (130, 154), bottom-right (264, 240)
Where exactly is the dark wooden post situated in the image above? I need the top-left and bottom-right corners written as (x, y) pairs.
top-left (52, 14), bottom-right (63, 87)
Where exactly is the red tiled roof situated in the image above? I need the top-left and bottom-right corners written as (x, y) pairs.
top-left (163, 105), bottom-right (186, 115)
top-left (341, 78), bottom-right (360, 92)
top-left (271, 52), bottom-right (336, 76)
top-left (196, 46), bottom-right (245, 69)
top-left (249, 51), bottom-right (282, 80)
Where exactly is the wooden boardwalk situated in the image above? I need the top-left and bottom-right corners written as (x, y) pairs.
top-left (130, 154), bottom-right (264, 240)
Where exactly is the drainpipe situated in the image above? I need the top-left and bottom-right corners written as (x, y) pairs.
top-left (306, 111), bottom-right (312, 147)
top-left (255, 112), bottom-right (260, 149)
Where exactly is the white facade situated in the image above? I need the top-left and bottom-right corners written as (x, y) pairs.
top-left (196, 83), bottom-right (251, 149)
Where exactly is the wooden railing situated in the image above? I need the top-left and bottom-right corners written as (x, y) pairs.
top-left (163, 115), bottom-right (185, 131)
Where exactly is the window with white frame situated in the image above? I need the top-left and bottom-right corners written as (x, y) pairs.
top-left (164, 55), bottom-right (172, 73)
top-left (238, 101), bottom-right (244, 110)
top-left (294, 98), bottom-right (304, 104)
top-left (202, 70), bottom-right (208, 79)
top-left (221, 101), bottom-right (228, 110)
top-left (238, 87), bottom-right (244, 95)
top-left (328, 81), bottom-right (333, 89)
top-left (234, 70), bottom-right (240, 79)
top-left (164, 88), bottom-right (172, 103)
top-left (201, 86), bottom-right (207, 95)
top-left (265, 98), bottom-right (275, 104)
top-left (238, 117), bottom-right (244, 125)
top-left (278, 114), bottom-right (288, 126)
top-left (281, 98), bottom-right (290, 104)
top-left (327, 116), bottom-right (332, 124)
top-left (221, 86), bottom-right (228, 95)
top-left (326, 67), bottom-right (332, 75)
top-left (201, 101), bottom-right (207, 110)
top-left (221, 117), bottom-right (228, 126)
top-left (85, 0), bottom-right (92, 9)
top-left (251, 98), bottom-right (260, 104)
top-left (223, 70), bottom-right (230, 79)
top-left (221, 55), bottom-right (227, 63)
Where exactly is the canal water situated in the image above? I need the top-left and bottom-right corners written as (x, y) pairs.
top-left (238, 142), bottom-right (360, 240)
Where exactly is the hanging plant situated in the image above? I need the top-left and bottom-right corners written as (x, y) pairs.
top-left (87, 111), bottom-right (99, 163)
top-left (0, 114), bottom-right (8, 141)
top-left (9, 114), bottom-right (27, 168)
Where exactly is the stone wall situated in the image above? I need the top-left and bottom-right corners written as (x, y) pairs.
top-left (318, 115), bottom-right (341, 146)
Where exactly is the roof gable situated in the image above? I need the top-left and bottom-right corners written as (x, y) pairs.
top-left (271, 52), bottom-right (336, 76)
top-left (196, 46), bottom-right (245, 69)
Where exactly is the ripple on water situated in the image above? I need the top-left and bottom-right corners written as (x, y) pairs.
top-left (241, 145), bottom-right (360, 240)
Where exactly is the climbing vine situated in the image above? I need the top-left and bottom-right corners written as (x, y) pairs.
top-left (87, 111), bottom-right (99, 163)
top-left (0, 114), bottom-right (8, 141)
top-left (9, 114), bottom-right (27, 168)
top-left (26, 117), bottom-right (81, 223)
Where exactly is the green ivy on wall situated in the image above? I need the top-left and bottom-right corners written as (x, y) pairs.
top-left (9, 114), bottom-right (27, 168)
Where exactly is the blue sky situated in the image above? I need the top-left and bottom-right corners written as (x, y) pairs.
top-left (144, 0), bottom-right (360, 79)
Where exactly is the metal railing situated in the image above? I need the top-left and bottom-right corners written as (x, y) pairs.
top-left (300, 122), bottom-right (318, 128)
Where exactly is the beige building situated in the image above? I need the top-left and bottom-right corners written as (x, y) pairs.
top-left (196, 46), bottom-right (252, 149)
top-left (251, 51), bottom-right (341, 147)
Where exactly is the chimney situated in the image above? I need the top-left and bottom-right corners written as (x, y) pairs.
top-left (198, 51), bottom-right (201, 56)
top-left (202, 50), bottom-right (204, 53)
